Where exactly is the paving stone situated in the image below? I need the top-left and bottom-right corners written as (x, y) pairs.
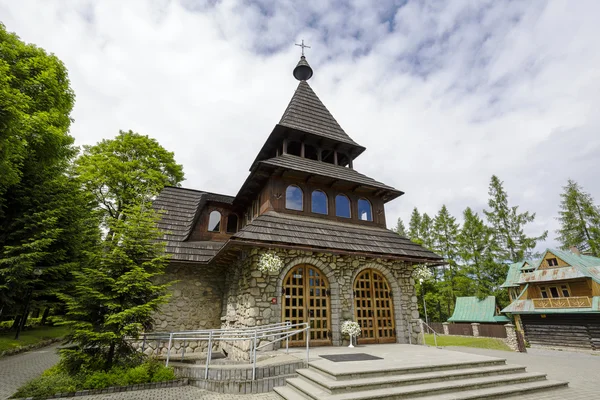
top-left (0, 344), bottom-right (60, 400)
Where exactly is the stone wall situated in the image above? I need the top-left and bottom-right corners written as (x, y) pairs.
top-left (220, 248), bottom-right (420, 358)
top-left (153, 262), bottom-right (225, 332)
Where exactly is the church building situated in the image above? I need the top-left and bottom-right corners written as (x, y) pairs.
top-left (153, 53), bottom-right (442, 349)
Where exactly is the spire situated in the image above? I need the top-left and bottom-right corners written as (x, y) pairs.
top-left (293, 40), bottom-right (313, 81)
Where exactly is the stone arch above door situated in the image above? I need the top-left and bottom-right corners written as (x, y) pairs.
top-left (276, 257), bottom-right (341, 345)
top-left (351, 263), bottom-right (405, 343)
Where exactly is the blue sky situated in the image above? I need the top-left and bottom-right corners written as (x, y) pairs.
top-left (2, 0), bottom-right (599, 250)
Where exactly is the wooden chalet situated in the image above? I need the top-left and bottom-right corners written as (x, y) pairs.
top-left (501, 248), bottom-right (600, 351)
top-left (153, 54), bottom-right (441, 348)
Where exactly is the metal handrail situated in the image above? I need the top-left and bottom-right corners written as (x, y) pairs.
top-left (146, 321), bottom-right (310, 381)
top-left (420, 319), bottom-right (439, 348)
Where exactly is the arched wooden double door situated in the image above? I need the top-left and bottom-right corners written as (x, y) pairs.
top-left (282, 264), bottom-right (332, 346)
top-left (354, 269), bottom-right (396, 344)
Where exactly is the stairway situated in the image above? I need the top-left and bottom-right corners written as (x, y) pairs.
top-left (273, 357), bottom-right (567, 399)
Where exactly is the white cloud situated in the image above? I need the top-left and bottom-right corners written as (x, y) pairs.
top-left (2, 0), bottom-right (599, 250)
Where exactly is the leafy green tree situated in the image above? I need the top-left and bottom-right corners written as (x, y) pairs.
top-left (74, 130), bottom-right (185, 227)
top-left (394, 217), bottom-right (407, 237)
top-left (556, 180), bottom-right (600, 256)
top-left (408, 208), bottom-right (422, 243)
top-left (433, 205), bottom-right (460, 315)
top-left (60, 205), bottom-right (171, 371)
top-left (0, 24), bottom-right (91, 326)
top-left (0, 23), bottom-right (75, 211)
top-left (483, 175), bottom-right (547, 262)
top-left (457, 207), bottom-right (505, 300)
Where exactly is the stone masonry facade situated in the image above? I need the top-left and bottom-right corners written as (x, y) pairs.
top-left (220, 248), bottom-right (421, 359)
top-left (145, 249), bottom-right (421, 359)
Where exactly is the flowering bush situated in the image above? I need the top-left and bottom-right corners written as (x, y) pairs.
top-left (341, 320), bottom-right (362, 337)
top-left (412, 265), bottom-right (433, 281)
top-left (257, 253), bottom-right (284, 273)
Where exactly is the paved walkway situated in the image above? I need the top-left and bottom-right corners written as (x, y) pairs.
top-left (447, 346), bottom-right (600, 399)
top-left (72, 387), bottom-right (279, 400)
top-left (0, 344), bottom-right (61, 399)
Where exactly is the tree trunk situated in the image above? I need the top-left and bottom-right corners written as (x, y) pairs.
top-left (106, 342), bottom-right (116, 370)
top-left (41, 307), bottom-right (50, 325)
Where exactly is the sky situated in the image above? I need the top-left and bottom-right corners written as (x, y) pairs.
top-left (2, 0), bottom-right (599, 251)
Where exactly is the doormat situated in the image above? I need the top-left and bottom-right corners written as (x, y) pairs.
top-left (319, 353), bottom-right (383, 362)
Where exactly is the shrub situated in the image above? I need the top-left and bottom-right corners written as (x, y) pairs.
top-left (122, 365), bottom-right (150, 385)
top-left (82, 369), bottom-right (126, 390)
top-left (150, 366), bottom-right (175, 382)
top-left (12, 372), bottom-right (77, 399)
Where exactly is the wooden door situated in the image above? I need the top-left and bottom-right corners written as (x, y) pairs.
top-left (282, 264), bottom-right (332, 346)
top-left (354, 269), bottom-right (396, 344)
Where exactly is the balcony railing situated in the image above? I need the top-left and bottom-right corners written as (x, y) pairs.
top-left (532, 296), bottom-right (592, 309)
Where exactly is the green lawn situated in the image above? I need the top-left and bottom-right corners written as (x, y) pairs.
top-left (424, 333), bottom-right (511, 351)
top-left (0, 326), bottom-right (69, 353)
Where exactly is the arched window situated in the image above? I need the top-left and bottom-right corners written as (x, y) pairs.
top-left (311, 190), bottom-right (328, 215)
top-left (335, 194), bottom-right (351, 218)
top-left (285, 185), bottom-right (303, 211)
top-left (208, 210), bottom-right (222, 232)
top-left (226, 214), bottom-right (238, 233)
top-left (358, 198), bottom-right (373, 221)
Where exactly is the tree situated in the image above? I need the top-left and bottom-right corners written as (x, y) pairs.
top-left (433, 205), bottom-right (460, 315)
top-left (394, 217), bottom-right (407, 237)
top-left (74, 130), bottom-right (185, 227)
top-left (60, 205), bottom-right (171, 371)
top-left (420, 213), bottom-right (435, 250)
top-left (0, 23), bottom-right (75, 211)
top-left (457, 207), bottom-right (505, 300)
top-left (483, 175), bottom-right (547, 263)
top-left (408, 208), bottom-right (422, 243)
top-left (0, 24), bottom-right (89, 326)
top-left (556, 180), bottom-right (600, 256)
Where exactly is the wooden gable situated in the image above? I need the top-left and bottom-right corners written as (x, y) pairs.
top-left (538, 251), bottom-right (570, 269)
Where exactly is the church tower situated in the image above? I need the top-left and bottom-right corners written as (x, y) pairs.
top-left (154, 50), bottom-right (441, 349)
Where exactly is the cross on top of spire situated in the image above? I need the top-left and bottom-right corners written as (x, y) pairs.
top-left (295, 39), bottom-right (311, 57)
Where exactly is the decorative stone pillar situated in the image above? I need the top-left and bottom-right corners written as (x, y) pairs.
top-left (471, 323), bottom-right (480, 337)
top-left (442, 322), bottom-right (450, 335)
top-left (504, 323), bottom-right (519, 352)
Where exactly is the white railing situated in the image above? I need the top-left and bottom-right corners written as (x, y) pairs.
top-left (420, 319), bottom-right (439, 348)
top-left (139, 321), bottom-right (310, 381)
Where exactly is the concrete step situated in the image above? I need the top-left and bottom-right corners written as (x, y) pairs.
top-left (415, 380), bottom-right (568, 399)
top-left (296, 364), bottom-right (527, 394)
top-left (274, 385), bottom-right (310, 400)
top-left (284, 372), bottom-right (549, 399)
top-left (308, 359), bottom-right (507, 381)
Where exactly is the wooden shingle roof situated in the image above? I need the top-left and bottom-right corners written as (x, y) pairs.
top-left (279, 81), bottom-right (361, 147)
top-left (260, 154), bottom-right (401, 194)
top-left (153, 186), bottom-right (233, 263)
top-left (231, 211), bottom-right (442, 262)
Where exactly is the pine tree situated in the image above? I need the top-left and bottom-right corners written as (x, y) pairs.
top-left (394, 217), bottom-right (407, 237)
top-left (483, 175), bottom-right (547, 262)
top-left (408, 208), bottom-right (422, 243)
top-left (556, 180), bottom-right (600, 256)
top-left (60, 205), bottom-right (171, 371)
top-left (420, 213), bottom-right (435, 250)
top-left (433, 205), bottom-right (460, 315)
top-left (457, 208), bottom-right (505, 300)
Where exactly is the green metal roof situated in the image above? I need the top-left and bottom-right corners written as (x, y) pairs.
top-left (501, 297), bottom-right (600, 314)
top-left (448, 296), bottom-right (510, 323)
top-left (500, 262), bottom-right (525, 288)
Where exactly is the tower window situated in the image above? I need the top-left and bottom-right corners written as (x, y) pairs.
top-left (208, 210), bottom-right (222, 232)
top-left (286, 185), bottom-right (303, 211)
top-left (305, 144), bottom-right (319, 160)
top-left (335, 194), bottom-right (351, 218)
top-left (358, 198), bottom-right (373, 221)
top-left (226, 214), bottom-right (238, 233)
top-left (287, 141), bottom-right (302, 157)
top-left (311, 190), bottom-right (328, 215)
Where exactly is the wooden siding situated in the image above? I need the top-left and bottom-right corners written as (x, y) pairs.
top-left (538, 252), bottom-right (570, 269)
top-left (255, 176), bottom-right (387, 228)
top-left (525, 279), bottom-right (593, 299)
top-left (188, 202), bottom-right (238, 242)
top-left (593, 281), bottom-right (600, 297)
top-left (521, 314), bottom-right (600, 351)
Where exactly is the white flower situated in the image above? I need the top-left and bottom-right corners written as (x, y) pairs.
top-left (412, 265), bottom-right (433, 281)
top-left (257, 253), bottom-right (283, 274)
top-left (341, 320), bottom-right (362, 337)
